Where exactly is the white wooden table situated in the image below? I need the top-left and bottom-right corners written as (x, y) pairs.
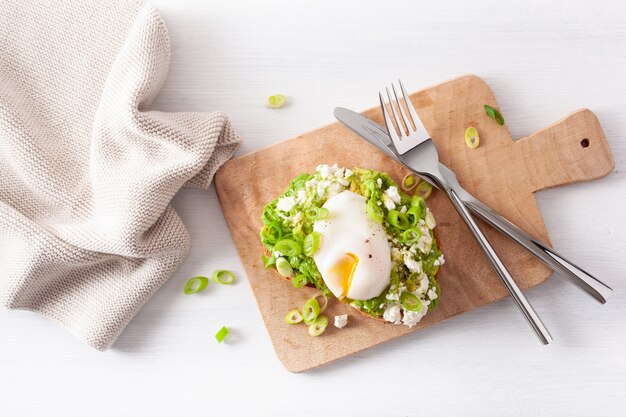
top-left (2, 0), bottom-right (625, 415)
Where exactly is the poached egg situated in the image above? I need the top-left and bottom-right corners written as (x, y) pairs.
top-left (313, 190), bottom-right (392, 300)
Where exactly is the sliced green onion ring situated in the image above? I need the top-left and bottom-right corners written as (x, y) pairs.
top-left (311, 291), bottom-right (328, 313)
top-left (261, 221), bottom-right (283, 245)
top-left (262, 254), bottom-right (276, 269)
top-left (465, 126), bottom-right (480, 149)
top-left (400, 292), bottom-right (423, 312)
top-left (212, 270), bottom-right (235, 285)
top-left (387, 210), bottom-right (410, 230)
top-left (276, 257), bottom-right (293, 277)
top-left (284, 309), bottom-right (303, 324)
top-left (308, 315), bottom-right (329, 336)
top-left (304, 232), bottom-right (321, 256)
top-left (401, 174), bottom-right (417, 191)
top-left (415, 182), bottom-right (433, 200)
top-left (274, 239), bottom-right (302, 257)
top-left (292, 274), bottom-right (308, 288)
top-left (366, 198), bottom-right (384, 224)
top-left (302, 298), bottom-right (321, 324)
top-left (401, 228), bottom-right (422, 244)
top-left (183, 276), bottom-right (209, 295)
top-left (411, 195), bottom-right (428, 218)
top-left (215, 326), bottom-right (229, 343)
top-left (266, 94), bottom-right (287, 109)
top-left (305, 206), bottom-right (329, 221)
top-left (406, 206), bottom-right (422, 227)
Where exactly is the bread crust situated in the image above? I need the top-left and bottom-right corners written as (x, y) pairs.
top-left (262, 228), bottom-right (442, 323)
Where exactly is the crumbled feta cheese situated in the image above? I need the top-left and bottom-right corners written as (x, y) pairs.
top-left (334, 314), bottom-right (348, 328)
top-left (344, 168), bottom-right (353, 178)
top-left (317, 164), bottom-right (331, 179)
top-left (296, 189), bottom-right (308, 204)
top-left (404, 255), bottom-right (422, 273)
top-left (400, 205), bottom-right (407, 214)
top-left (305, 178), bottom-right (318, 189)
top-left (290, 212), bottom-right (303, 224)
top-left (420, 276), bottom-right (430, 291)
top-left (383, 197), bottom-right (396, 211)
top-left (383, 304), bottom-right (402, 324)
top-left (425, 208), bottom-right (436, 229)
top-left (416, 233), bottom-right (433, 254)
top-left (402, 305), bottom-right (428, 327)
top-left (385, 292), bottom-right (400, 301)
top-left (427, 289), bottom-right (438, 300)
top-left (317, 164), bottom-right (340, 179)
top-left (316, 179), bottom-right (331, 197)
top-left (384, 186), bottom-right (401, 204)
top-left (337, 178), bottom-right (349, 187)
top-left (433, 254), bottom-right (445, 266)
top-left (273, 250), bottom-right (283, 258)
top-left (276, 196), bottom-right (296, 212)
top-left (376, 178), bottom-right (383, 188)
top-left (377, 201), bottom-right (382, 206)
top-left (327, 182), bottom-right (343, 198)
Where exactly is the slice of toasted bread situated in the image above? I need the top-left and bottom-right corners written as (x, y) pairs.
top-left (262, 227), bottom-right (441, 323)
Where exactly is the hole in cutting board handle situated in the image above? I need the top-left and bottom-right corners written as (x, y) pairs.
top-left (580, 138), bottom-right (590, 148)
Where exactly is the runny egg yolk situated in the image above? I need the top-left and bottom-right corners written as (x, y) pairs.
top-left (327, 253), bottom-right (359, 298)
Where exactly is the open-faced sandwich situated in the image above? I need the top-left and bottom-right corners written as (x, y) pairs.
top-left (260, 164), bottom-right (444, 327)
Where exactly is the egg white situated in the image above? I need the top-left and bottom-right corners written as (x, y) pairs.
top-left (313, 190), bottom-right (392, 300)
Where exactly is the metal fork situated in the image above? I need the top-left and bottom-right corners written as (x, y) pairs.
top-left (380, 80), bottom-right (552, 344)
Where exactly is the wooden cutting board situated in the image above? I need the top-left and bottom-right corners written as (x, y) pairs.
top-left (214, 75), bottom-right (614, 373)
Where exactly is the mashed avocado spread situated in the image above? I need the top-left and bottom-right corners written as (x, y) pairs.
top-left (260, 165), bottom-right (444, 327)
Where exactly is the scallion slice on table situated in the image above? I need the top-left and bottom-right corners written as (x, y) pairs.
top-left (215, 326), bottom-right (229, 343)
top-left (266, 94), bottom-right (286, 109)
top-left (415, 182), bottom-right (432, 200)
top-left (400, 292), bottom-right (423, 312)
top-left (303, 231), bottom-right (321, 256)
top-left (401, 174), bottom-right (417, 191)
top-left (284, 309), bottom-right (303, 324)
top-left (212, 270), bottom-right (235, 285)
top-left (484, 104), bottom-right (505, 125)
top-left (276, 257), bottom-right (293, 277)
top-left (302, 298), bottom-right (321, 324)
top-left (308, 315), bottom-right (329, 336)
top-left (465, 126), bottom-right (480, 149)
top-left (311, 291), bottom-right (328, 313)
top-left (183, 276), bottom-right (209, 295)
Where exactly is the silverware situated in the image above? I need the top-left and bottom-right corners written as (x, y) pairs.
top-left (333, 108), bottom-right (613, 304)
top-left (378, 80), bottom-right (552, 344)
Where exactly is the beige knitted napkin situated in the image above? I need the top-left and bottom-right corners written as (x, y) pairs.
top-left (0, 0), bottom-right (240, 350)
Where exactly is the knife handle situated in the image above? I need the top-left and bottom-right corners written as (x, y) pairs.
top-left (445, 186), bottom-right (553, 345)
top-left (465, 197), bottom-right (613, 304)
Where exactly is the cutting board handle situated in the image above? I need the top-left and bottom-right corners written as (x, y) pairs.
top-left (514, 109), bottom-right (615, 193)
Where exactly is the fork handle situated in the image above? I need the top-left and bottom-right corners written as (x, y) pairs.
top-left (445, 186), bottom-right (553, 345)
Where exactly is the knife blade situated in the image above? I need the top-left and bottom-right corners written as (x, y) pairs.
top-left (333, 107), bottom-right (613, 304)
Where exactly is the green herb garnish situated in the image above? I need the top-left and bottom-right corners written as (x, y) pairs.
top-left (484, 104), bottom-right (505, 125)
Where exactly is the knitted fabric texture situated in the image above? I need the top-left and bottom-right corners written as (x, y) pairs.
top-left (0, 0), bottom-right (240, 350)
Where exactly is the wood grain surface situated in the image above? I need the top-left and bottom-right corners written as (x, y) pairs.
top-left (215, 75), bottom-right (614, 372)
